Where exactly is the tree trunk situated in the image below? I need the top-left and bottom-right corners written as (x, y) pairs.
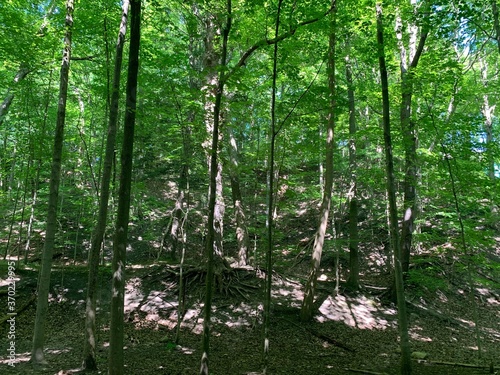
top-left (0, 66), bottom-right (31, 129)
top-left (201, 5), bottom-right (225, 261)
top-left (200, 2), bottom-right (231, 374)
top-left (31, 0), bottom-right (74, 366)
top-left (345, 51), bottom-right (359, 291)
top-left (377, 4), bottom-right (411, 374)
top-left (168, 123), bottom-right (191, 258)
top-left (83, 0), bottom-right (130, 370)
top-left (108, 0), bottom-right (141, 373)
top-left (396, 4), bottom-right (428, 274)
top-left (479, 57), bottom-right (495, 182)
top-left (300, 1), bottom-right (337, 322)
top-left (227, 126), bottom-right (250, 266)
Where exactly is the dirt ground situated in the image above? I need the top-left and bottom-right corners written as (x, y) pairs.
top-left (0, 256), bottom-right (498, 375)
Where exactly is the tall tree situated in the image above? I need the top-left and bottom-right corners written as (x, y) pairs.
top-left (31, 0), bottom-right (74, 366)
top-left (108, 0), bottom-right (141, 373)
top-left (263, 1), bottom-right (284, 372)
top-left (345, 48), bottom-right (359, 291)
top-left (200, 1), bottom-right (226, 261)
top-left (397, 1), bottom-right (429, 274)
top-left (377, 3), bottom-right (411, 374)
top-left (200, 1), bottom-right (231, 374)
top-left (82, 0), bottom-right (130, 370)
top-left (300, 0), bottom-right (337, 322)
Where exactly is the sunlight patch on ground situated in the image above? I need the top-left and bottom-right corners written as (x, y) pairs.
top-left (156, 303), bottom-right (204, 334)
top-left (124, 277), bottom-right (144, 313)
top-left (213, 302), bottom-right (262, 328)
top-left (409, 326), bottom-right (433, 342)
top-left (0, 351), bottom-right (30, 365)
top-left (316, 294), bottom-right (396, 329)
top-left (271, 279), bottom-right (304, 308)
top-left (139, 290), bottom-right (176, 313)
top-left (482, 326), bottom-right (500, 340)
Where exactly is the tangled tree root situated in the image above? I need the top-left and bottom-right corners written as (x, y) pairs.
top-left (162, 264), bottom-right (261, 300)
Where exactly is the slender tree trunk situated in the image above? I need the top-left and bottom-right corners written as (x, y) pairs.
top-left (168, 123), bottom-right (191, 258)
top-left (201, 5), bottom-right (225, 261)
top-left (31, 0), bottom-right (74, 366)
top-left (377, 4), bottom-right (411, 374)
top-left (479, 57), bottom-right (495, 183)
top-left (108, 0), bottom-right (141, 373)
top-left (345, 51), bottom-right (359, 291)
top-left (4, 177), bottom-right (22, 259)
top-left (83, 0), bottom-right (130, 370)
top-left (0, 66), bottom-right (31, 129)
top-left (396, 4), bottom-right (428, 274)
top-left (300, 1), bottom-right (336, 322)
top-left (24, 67), bottom-right (53, 264)
top-left (263, 2), bottom-right (283, 372)
top-left (200, 2), bottom-right (231, 374)
top-left (227, 126), bottom-right (250, 266)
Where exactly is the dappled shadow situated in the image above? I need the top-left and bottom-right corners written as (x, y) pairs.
top-left (316, 294), bottom-right (396, 329)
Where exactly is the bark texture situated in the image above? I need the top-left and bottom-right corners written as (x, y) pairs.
top-left (31, 0), bottom-right (74, 366)
top-left (108, 0), bottom-right (141, 373)
top-left (83, 0), bottom-right (130, 370)
top-left (345, 52), bottom-right (359, 291)
top-left (200, 2), bottom-right (231, 374)
top-left (300, 1), bottom-right (337, 322)
top-left (377, 4), bottom-right (412, 374)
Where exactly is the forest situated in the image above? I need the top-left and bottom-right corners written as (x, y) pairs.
top-left (0, 0), bottom-right (499, 374)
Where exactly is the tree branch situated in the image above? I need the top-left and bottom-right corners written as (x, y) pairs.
top-left (224, 2), bottom-right (336, 82)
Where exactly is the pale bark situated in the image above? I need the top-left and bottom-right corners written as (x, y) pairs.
top-left (479, 58), bottom-right (495, 182)
top-left (227, 127), bottom-right (250, 266)
top-left (0, 67), bottom-right (31, 128)
top-left (108, 0), bottom-right (141, 373)
top-left (31, 0), bottom-right (74, 366)
top-left (201, 6), bottom-right (225, 260)
top-left (83, 0), bottom-right (130, 370)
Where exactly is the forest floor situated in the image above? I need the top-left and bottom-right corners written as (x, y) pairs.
top-left (0, 209), bottom-right (499, 375)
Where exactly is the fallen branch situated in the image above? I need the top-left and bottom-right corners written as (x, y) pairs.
top-left (346, 368), bottom-right (388, 375)
top-left (428, 360), bottom-right (495, 370)
top-left (308, 328), bottom-right (355, 352)
top-left (406, 301), bottom-right (462, 326)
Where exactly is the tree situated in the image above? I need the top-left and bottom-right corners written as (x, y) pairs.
top-left (200, 1), bottom-right (231, 373)
top-left (345, 47), bottom-right (359, 291)
top-left (108, 0), bottom-right (141, 373)
top-left (199, 1), bottom-right (227, 262)
top-left (31, 0), bottom-right (74, 366)
top-left (397, 0), bottom-right (429, 274)
top-left (226, 124), bottom-right (250, 266)
top-left (377, 3), bottom-right (411, 374)
top-left (300, 0), bottom-right (337, 322)
top-left (82, 0), bottom-right (130, 370)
